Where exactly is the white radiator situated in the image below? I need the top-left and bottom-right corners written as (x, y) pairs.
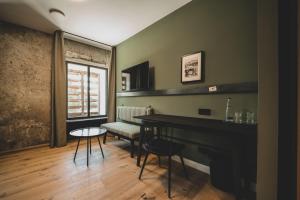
top-left (117, 106), bottom-right (153, 124)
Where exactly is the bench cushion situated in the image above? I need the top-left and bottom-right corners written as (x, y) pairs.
top-left (101, 122), bottom-right (140, 139)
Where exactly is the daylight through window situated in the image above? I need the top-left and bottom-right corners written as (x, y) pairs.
top-left (67, 62), bottom-right (107, 118)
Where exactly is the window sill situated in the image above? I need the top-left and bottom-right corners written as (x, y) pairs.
top-left (67, 117), bottom-right (108, 123)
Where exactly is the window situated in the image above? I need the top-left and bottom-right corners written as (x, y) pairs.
top-left (67, 62), bottom-right (107, 119)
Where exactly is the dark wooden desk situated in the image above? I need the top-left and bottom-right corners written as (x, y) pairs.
top-left (135, 114), bottom-right (257, 199)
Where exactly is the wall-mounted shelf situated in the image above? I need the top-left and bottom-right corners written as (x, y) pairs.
top-left (116, 82), bottom-right (258, 97)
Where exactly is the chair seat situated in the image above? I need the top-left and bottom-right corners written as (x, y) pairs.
top-left (143, 138), bottom-right (184, 156)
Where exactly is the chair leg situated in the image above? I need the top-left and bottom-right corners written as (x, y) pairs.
top-left (130, 140), bottom-right (135, 158)
top-left (179, 154), bottom-right (189, 179)
top-left (103, 132), bottom-right (107, 144)
top-left (73, 138), bottom-right (81, 162)
top-left (139, 152), bottom-right (149, 179)
top-left (168, 155), bottom-right (172, 198)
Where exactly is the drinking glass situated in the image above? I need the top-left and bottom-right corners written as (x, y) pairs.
top-left (246, 112), bottom-right (256, 124)
top-left (234, 112), bottom-right (243, 123)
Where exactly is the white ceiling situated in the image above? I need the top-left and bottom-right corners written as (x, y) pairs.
top-left (0, 0), bottom-right (191, 45)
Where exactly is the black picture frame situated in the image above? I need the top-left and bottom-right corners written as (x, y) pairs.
top-left (181, 51), bottom-right (204, 83)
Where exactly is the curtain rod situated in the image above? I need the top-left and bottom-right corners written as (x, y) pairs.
top-left (64, 31), bottom-right (113, 50)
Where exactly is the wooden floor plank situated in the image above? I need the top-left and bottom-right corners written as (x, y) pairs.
top-left (0, 138), bottom-right (234, 200)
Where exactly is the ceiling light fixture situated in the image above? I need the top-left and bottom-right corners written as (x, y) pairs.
top-left (49, 8), bottom-right (65, 28)
top-left (49, 8), bottom-right (65, 17)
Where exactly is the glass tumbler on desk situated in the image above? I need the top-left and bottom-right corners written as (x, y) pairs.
top-left (246, 112), bottom-right (256, 124)
top-left (234, 112), bottom-right (243, 123)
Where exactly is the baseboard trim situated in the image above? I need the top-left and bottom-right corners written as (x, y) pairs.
top-left (0, 143), bottom-right (49, 156)
top-left (172, 156), bottom-right (210, 175)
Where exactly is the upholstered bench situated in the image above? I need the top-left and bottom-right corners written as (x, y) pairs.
top-left (101, 106), bottom-right (152, 158)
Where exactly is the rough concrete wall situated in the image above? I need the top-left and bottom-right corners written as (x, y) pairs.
top-left (64, 39), bottom-right (110, 65)
top-left (0, 22), bottom-right (52, 151)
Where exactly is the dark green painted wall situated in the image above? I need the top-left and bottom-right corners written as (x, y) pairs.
top-left (116, 0), bottom-right (257, 165)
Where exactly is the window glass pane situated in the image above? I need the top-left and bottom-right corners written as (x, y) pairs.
top-left (67, 63), bottom-right (88, 118)
top-left (89, 67), bottom-right (107, 116)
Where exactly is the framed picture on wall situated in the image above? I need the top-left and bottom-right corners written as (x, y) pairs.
top-left (181, 51), bottom-right (203, 83)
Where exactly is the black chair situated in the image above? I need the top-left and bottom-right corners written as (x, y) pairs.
top-left (138, 127), bottom-right (188, 198)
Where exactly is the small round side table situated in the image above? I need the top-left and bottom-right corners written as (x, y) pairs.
top-left (69, 127), bottom-right (107, 166)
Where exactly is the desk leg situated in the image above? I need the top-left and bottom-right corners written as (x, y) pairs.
top-left (137, 125), bottom-right (145, 167)
top-left (232, 147), bottom-right (242, 199)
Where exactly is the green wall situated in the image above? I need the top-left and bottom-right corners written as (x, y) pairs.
top-left (116, 0), bottom-right (257, 165)
top-left (116, 0), bottom-right (257, 119)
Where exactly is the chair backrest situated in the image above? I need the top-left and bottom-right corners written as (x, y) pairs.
top-left (117, 106), bottom-right (153, 124)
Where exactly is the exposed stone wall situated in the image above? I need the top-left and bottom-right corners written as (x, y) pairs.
top-left (0, 23), bottom-right (111, 152)
top-left (64, 38), bottom-right (110, 65)
top-left (0, 22), bottom-right (52, 151)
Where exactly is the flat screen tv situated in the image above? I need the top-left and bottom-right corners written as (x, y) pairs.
top-left (121, 61), bottom-right (151, 91)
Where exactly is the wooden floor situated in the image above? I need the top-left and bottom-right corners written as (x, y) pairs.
top-left (0, 137), bottom-right (234, 200)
